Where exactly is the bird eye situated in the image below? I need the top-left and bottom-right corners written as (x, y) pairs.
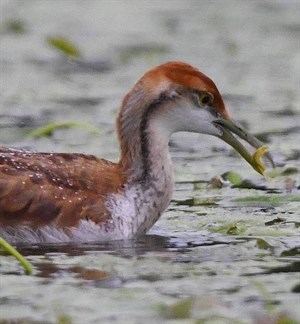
top-left (198, 92), bottom-right (214, 107)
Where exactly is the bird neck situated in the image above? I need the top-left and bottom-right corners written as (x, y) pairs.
top-left (117, 85), bottom-right (174, 186)
top-left (114, 87), bottom-right (174, 236)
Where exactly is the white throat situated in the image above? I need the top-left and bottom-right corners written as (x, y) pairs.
top-left (108, 116), bottom-right (175, 238)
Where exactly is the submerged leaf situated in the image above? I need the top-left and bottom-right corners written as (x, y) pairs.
top-left (4, 18), bottom-right (27, 33)
top-left (57, 314), bottom-right (73, 324)
top-left (47, 36), bottom-right (81, 58)
top-left (160, 298), bottom-right (194, 319)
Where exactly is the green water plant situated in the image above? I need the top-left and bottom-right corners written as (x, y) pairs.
top-left (0, 237), bottom-right (33, 275)
top-left (29, 121), bottom-right (101, 138)
top-left (47, 35), bottom-right (81, 58)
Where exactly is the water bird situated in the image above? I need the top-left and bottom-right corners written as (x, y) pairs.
top-left (0, 62), bottom-right (274, 243)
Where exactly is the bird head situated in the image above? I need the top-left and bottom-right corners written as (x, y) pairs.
top-left (118, 61), bottom-right (274, 174)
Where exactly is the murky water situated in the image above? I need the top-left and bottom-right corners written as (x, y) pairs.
top-left (0, 0), bottom-right (299, 323)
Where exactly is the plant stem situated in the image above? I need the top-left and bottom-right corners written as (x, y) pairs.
top-left (0, 237), bottom-right (33, 275)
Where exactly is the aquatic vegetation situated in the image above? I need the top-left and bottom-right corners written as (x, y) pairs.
top-left (47, 36), bottom-right (81, 58)
top-left (29, 122), bottom-right (101, 138)
top-left (0, 237), bottom-right (32, 275)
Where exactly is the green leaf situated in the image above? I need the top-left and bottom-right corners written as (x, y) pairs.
top-left (256, 238), bottom-right (274, 250)
top-left (222, 171), bottom-right (243, 186)
top-left (28, 122), bottom-right (100, 138)
top-left (47, 36), bottom-right (81, 58)
top-left (174, 197), bottom-right (219, 206)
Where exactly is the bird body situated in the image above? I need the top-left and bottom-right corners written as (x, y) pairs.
top-left (0, 62), bottom-right (273, 243)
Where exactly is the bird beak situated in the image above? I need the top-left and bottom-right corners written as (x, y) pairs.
top-left (213, 118), bottom-right (275, 175)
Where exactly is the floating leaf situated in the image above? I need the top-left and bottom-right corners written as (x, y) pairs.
top-left (47, 36), bottom-right (81, 58)
top-left (256, 238), bottom-right (274, 250)
top-left (265, 217), bottom-right (285, 226)
top-left (226, 225), bottom-right (239, 235)
top-left (222, 171), bottom-right (243, 186)
top-left (29, 122), bottom-right (100, 138)
top-left (233, 194), bottom-right (300, 207)
top-left (174, 197), bottom-right (218, 206)
top-left (280, 248), bottom-right (300, 257)
top-left (233, 179), bottom-right (268, 190)
top-left (210, 172), bottom-right (268, 190)
top-left (208, 223), bottom-right (246, 235)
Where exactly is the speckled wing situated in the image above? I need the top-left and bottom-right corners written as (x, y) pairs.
top-left (0, 147), bottom-right (125, 227)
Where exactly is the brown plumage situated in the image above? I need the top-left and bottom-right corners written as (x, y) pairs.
top-left (0, 148), bottom-right (125, 227)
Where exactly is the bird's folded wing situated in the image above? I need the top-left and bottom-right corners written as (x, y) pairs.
top-left (0, 148), bottom-right (125, 227)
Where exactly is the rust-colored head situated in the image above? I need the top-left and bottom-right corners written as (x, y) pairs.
top-left (140, 61), bottom-right (230, 119)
